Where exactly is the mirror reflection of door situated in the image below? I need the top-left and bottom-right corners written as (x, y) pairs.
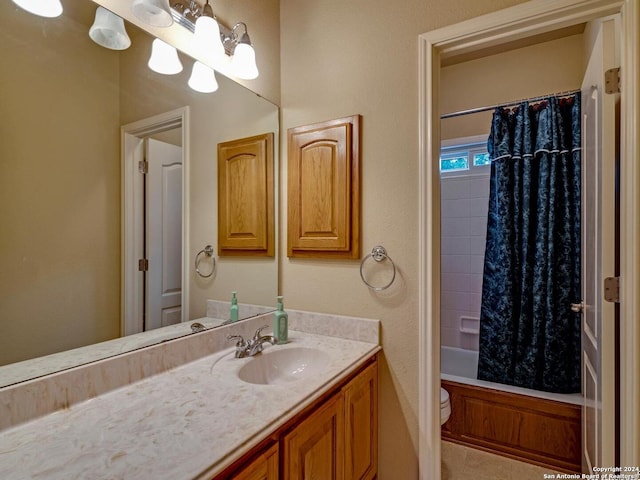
top-left (121, 110), bottom-right (187, 338)
top-left (144, 138), bottom-right (183, 331)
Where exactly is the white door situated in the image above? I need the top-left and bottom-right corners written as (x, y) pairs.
top-left (581, 17), bottom-right (618, 472)
top-left (146, 138), bottom-right (183, 330)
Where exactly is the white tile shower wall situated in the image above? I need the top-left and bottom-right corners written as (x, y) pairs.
top-left (440, 173), bottom-right (490, 351)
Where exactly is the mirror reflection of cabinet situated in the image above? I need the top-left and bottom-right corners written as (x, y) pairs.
top-left (218, 133), bottom-right (275, 257)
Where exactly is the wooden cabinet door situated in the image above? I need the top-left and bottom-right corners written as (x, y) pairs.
top-left (283, 393), bottom-right (345, 479)
top-left (287, 115), bottom-right (360, 259)
top-left (232, 443), bottom-right (279, 480)
top-left (344, 362), bottom-right (378, 480)
top-left (216, 357), bottom-right (378, 480)
top-left (218, 133), bottom-right (274, 256)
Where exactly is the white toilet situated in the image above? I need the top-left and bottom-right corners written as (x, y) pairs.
top-left (440, 388), bottom-right (451, 425)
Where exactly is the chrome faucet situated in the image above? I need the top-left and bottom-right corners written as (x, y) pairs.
top-left (226, 325), bottom-right (275, 358)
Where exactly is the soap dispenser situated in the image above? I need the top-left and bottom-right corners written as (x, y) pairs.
top-left (230, 291), bottom-right (239, 322)
top-left (273, 296), bottom-right (288, 344)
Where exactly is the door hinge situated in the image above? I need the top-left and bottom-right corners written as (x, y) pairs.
top-left (138, 160), bottom-right (148, 174)
top-left (604, 276), bottom-right (620, 303)
top-left (138, 258), bottom-right (149, 272)
top-left (605, 67), bottom-right (621, 94)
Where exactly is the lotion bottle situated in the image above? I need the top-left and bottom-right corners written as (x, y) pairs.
top-left (230, 291), bottom-right (239, 322)
top-left (273, 296), bottom-right (288, 344)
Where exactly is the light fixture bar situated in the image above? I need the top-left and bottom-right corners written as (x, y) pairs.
top-left (166, 0), bottom-right (258, 79)
top-left (169, 5), bottom-right (234, 56)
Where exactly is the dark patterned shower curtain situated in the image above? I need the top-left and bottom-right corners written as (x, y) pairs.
top-left (477, 94), bottom-right (582, 394)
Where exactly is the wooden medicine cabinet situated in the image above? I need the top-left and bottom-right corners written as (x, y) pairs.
top-left (287, 115), bottom-right (361, 259)
top-left (218, 133), bottom-right (275, 257)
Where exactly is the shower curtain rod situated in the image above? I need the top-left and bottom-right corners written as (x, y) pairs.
top-left (440, 89), bottom-right (581, 119)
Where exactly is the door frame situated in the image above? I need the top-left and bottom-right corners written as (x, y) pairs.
top-left (121, 107), bottom-right (190, 336)
top-left (418, 1), bottom-right (639, 478)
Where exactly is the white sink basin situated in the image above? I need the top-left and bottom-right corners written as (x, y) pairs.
top-left (237, 347), bottom-right (330, 385)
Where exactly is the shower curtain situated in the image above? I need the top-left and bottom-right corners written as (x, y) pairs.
top-left (477, 94), bottom-right (582, 394)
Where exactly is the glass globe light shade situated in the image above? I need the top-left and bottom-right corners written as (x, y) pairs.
top-left (231, 41), bottom-right (259, 80)
top-left (188, 62), bottom-right (219, 93)
top-left (89, 7), bottom-right (131, 51)
top-left (131, 0), bottom-right (173, 28)
top-left (194, 16), bottom-right (225, 58)
top-left (12, 0), bottom-right (63, 18)
top-left (148, 39), bottom-right (183, 75)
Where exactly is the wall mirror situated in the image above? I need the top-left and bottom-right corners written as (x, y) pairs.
top-left (0, 0), bottom-right (279, 387)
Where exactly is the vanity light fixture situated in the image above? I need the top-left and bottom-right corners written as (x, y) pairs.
top-left (169, 1), bottom-right (259, 80)
top-left (132, 0), bottom-right (174, 28)
top-left (12, 0), bottom-right (63, 18)
top-left (148, 38), bottom-right (183, 74)
top-left (194, 1), bottom-right (225, 58)
top-left (89, 7), bottom-right (131, 51)
top-left (228, 23), bottom-right (258, 80)
top-left (188, 61), bottom-right (219, 93)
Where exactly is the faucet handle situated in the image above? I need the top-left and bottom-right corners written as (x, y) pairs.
top-left (226, 334), bottom-right (245, 346)
top-left (253, 325), bottom-right (270, 339)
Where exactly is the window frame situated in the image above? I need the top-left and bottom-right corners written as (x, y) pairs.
top-left (440, 134), bottom-right (491, 177)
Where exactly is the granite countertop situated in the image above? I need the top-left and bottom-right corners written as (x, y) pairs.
top-left (0, 330), bottom-right (379, 480)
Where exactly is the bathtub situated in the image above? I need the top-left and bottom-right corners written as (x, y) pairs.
top-left (441, 346), bottom-right (582, 405)
top-left (440, 345), bottom-right (582, 473)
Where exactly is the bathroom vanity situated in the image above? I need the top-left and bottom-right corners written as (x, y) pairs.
top-left (0, 311), bottom-right (380, 479)
top-left (220, 354), bottom-right (377, 479)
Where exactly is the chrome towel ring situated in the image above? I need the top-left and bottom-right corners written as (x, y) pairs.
top-left (195, 245), bottom-right (216, 278)
top-left (360, 245), bottom-right (397, 291)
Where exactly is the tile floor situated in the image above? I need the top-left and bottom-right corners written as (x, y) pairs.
top-left (442, 441), bottom-right (565, 480)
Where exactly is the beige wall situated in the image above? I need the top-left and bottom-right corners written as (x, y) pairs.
top-left (279, 0), bottom-right (531, 477)
top-left (0, 3), bottom-right (121, 365)
top-left (441, 33), bottom-right (585, 140)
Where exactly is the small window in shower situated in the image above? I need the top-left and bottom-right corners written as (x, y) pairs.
top-left (440, 140), bottom-right (489, 177)
top-left (473, 152), bottom-right (490, 166)
top-left (440, 152), bottom-right (469, 172)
